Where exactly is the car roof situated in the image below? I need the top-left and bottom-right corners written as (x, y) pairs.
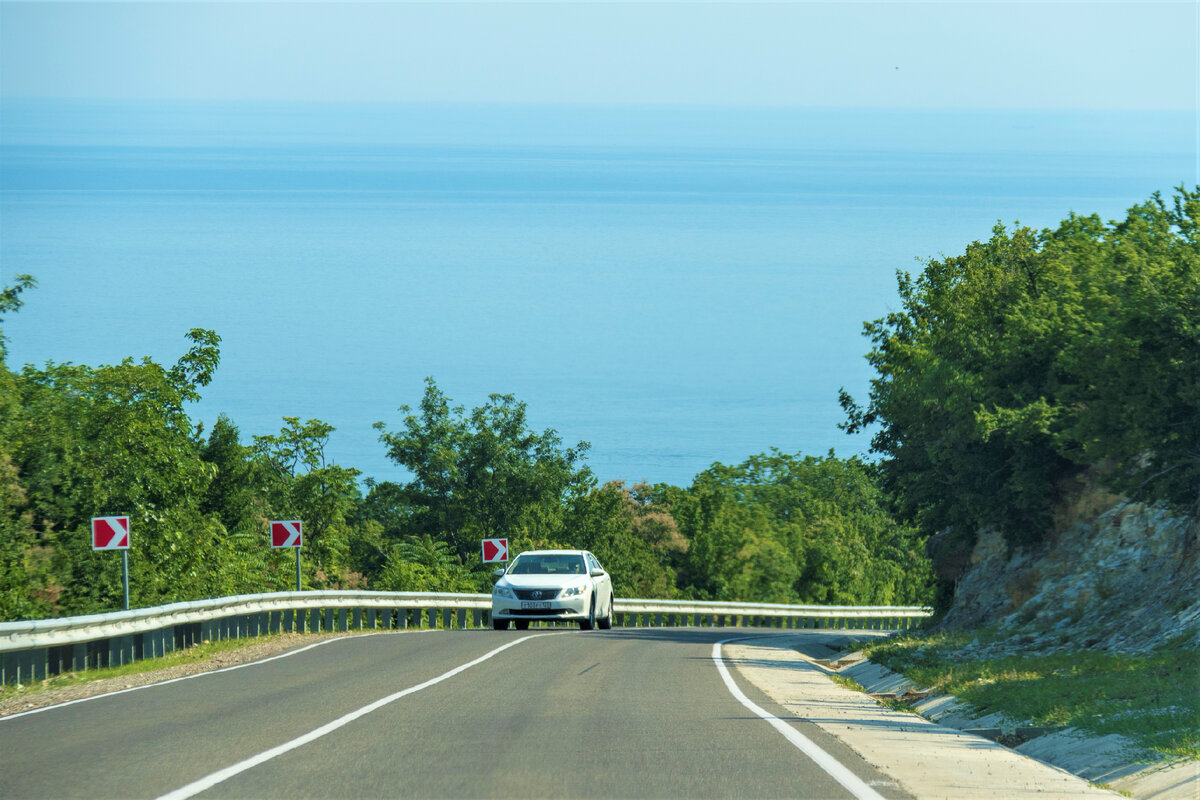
top-left (514, 549), bottom-right (588, 556)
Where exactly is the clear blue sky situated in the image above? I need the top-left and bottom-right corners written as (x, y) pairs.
top-left (1, 1), bottom-right (1195, 110)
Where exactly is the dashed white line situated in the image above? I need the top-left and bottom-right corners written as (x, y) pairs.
top-left (156, 632), bottom-right (564, 800)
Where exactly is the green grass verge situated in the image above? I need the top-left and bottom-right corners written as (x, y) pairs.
top-left (0, 633), bottom-right (315, 703)
top-left (858, 630), bottom-right (1200, 760)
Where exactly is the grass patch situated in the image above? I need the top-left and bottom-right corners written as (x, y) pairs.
top-left (859, 631), bottom-right (1200, 760)
top-left (0, 633), bottom-right (312, 703)
top-left (829, 674), bottom-right (865, 693)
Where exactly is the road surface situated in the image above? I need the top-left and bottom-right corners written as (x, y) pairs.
top-left (1, 627), bottom-right (912, 799)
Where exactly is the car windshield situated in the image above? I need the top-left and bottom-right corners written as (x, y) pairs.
top-left (509, 554), bottom-right (586, 575)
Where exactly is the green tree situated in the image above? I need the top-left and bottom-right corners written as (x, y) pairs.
top-left (566, 481), bottom-right (681, 599)
top-left (374, 378), bottom-right (594, 562)
top-left (2, 330), bottom-right (239, 614)
top-left (253, 417), bottom-right (362, 587)
top-left (842, 187), bottom-right (1199, 582)
top-left (672, 451), bottom-right (931, 605)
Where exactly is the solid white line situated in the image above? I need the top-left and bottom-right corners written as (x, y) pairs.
top-left (0, 630), bottom-right (436, 722)
top-left (713, 639), bottom-right (887, 800)
top-left (156, 632), bottom-right (562, 800)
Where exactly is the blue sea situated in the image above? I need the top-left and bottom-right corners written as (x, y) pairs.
top-left (1, 100), bottom-right (1193, 486)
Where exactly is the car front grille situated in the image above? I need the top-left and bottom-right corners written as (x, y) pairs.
top-left (514, 588), bottom-right (560, 601)
top-left (510, 608), bottom-right (571, 616)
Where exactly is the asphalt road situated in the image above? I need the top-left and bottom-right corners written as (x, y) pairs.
top-left (0, 628), bottom-right (911, 799)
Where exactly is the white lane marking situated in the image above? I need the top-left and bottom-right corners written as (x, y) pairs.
top-left (0, 630), bottom-right (438, 722)
top-left (713, 639), bottom-right (887, 800)
top-left (157, 633), bottom-right (563, 800)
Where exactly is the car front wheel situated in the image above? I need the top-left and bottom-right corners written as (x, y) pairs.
top-left (597, 595), bottom-right (613, 630)
top-left (579, 598), bottom-right (596, 631)
top-left (493, 618), bottom-right (509, 630)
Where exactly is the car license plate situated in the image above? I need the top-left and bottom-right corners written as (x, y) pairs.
top-left (521, 602), bottom-right (551, 610)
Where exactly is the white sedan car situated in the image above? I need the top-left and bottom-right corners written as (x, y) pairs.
top-left (491, 549), bottom-right (614, 631)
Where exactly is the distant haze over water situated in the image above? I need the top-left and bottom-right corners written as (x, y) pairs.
top-left (1, 100), bottom-right (1193, 487)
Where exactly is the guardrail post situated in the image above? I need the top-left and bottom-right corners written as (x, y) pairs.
top-left (336, 609), bottom-right (347, 632)
top-left (442, 609), bottom-right (452, 629)
top-left (351, 608), bottom-right (362, 631)
top-left (323, 608), bottom-right (335, 632)
top-left (16, 648), bottom-right (46, 684)
top-left (366, 609), bottom-right (376, 629)
top-left (472, 609), bottom-right (482, 628)
top-left (654, 613), bottom-right (663, 627)
top-left (107, 635), bottom-right (132, 668)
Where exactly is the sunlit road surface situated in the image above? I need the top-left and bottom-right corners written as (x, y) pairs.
top-left (0, 628), bottom-right (912, 799)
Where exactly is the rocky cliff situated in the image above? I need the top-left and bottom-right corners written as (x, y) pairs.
top-left (932, 478), bottom-right (1200, 656)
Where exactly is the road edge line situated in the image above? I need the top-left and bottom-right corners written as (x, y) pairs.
top-left (713, 638), bottom-right (887, 800)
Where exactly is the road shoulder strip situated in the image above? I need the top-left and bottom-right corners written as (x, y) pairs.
top-left (725, 635), bottom-right (1122, 799)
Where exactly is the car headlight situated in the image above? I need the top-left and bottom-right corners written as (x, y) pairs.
top-left (559, 585), bottom-right (588, 598)
top-left (493, 585), bottom-right (515, 599)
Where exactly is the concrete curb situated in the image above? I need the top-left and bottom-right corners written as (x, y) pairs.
top-left (821, 649), bottom-right (1199, 800)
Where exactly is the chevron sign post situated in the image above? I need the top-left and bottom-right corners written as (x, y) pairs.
top-left (481, 537), bottom-right (508, 563)
top-left (270, 520), bottom-right (304, 591)
top-left (92, 516), bottom-right (131, 610)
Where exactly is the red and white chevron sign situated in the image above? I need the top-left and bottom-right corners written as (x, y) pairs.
top-left (270, 520), bottom-right (303, 548)
top-left (481, 537), bottom-right (508, 563)
top-left (92, 516), bottom-right (130, 550)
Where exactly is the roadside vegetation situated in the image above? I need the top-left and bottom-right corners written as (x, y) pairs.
top-left (859, 630), bottom-right (1200, 760)
top-left (841, 186), bottom-right (1199, 610)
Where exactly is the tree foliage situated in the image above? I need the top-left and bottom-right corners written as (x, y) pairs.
top-left (667, 451), bottom-right (931, 605)
top-left (842, 187), bottom-right (1200, 557)
top-left (374, 378), bottom-right (594, 562)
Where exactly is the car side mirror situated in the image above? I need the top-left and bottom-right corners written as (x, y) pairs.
top-left (589, 568), bottom-right (605, 577)
top-left (492, 568), bottom-right (506, 579)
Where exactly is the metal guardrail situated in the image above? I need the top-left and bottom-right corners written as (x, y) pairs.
top-left (0, 591), bottom-right (931, 685)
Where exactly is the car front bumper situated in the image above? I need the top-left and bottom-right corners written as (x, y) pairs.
top-left (491, 593), bottom-right (590, 621)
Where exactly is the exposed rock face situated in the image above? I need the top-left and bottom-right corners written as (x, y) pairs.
top-left (939, 486), bottom-right (1200, 656)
